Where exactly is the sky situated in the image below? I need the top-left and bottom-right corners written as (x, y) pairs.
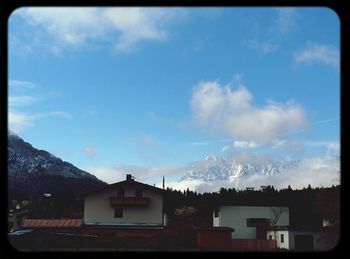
top-left (8, 7), bottom-right (340, 191)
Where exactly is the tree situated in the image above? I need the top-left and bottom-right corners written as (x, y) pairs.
top-left (270, 207), bottom-right (288, 241)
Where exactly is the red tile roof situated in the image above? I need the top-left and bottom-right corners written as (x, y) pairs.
top-left (23, 219), bottom-right (82, 228)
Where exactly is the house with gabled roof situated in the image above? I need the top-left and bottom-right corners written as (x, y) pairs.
top-left (81, 174), bottom-right (166, 227)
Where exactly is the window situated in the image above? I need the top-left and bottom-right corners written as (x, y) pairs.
top-left (269, 235), bottom-right (272, 240)
top-left (117, 188), bottom-right (124, 197)
top-left (247, 218), bottom-right (270, 227)
top-left (214, 209), bottom-right (219, 217)
top-left (114, 207), bottom-right (123, 218)
top-left (281, 234), bottom-right (284, 243)
top-left (135, 188), bottom-right (143, 198)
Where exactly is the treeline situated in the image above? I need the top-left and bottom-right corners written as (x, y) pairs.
top-left (9, 183), bottom-right (340, 229)
top-left (163, 184), bottom-right (340, 229)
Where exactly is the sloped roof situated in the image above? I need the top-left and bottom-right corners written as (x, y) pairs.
top-left (81, 179), bottom-right (165, 197)
top-left (22, 219), bottom-right (83, 228)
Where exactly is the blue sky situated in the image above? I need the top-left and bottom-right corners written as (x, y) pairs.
top-left (8, 7), bottom-right (340, 189)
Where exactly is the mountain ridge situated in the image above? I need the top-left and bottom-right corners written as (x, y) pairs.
top-left (7, 132), bottom-right (107, 199)
top-left (181, 153), bottom-right (299, 183)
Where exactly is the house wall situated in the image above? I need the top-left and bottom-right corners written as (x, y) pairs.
top-left (218, 206), bottom-right (289, 239)
top-left (266, 230), bottom-right (289, 250)
top-left (84, 186), bottom-right (163, 225)
top-left (213, 212), bottom-right (220, 227)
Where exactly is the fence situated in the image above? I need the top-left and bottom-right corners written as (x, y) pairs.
top-left (232, 239), bottom-right (277, 251)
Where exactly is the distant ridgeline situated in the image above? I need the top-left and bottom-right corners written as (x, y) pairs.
top-left (7, 132), bottom-right (340, 229)
top-left (7, 132), bottom-right (107, 201)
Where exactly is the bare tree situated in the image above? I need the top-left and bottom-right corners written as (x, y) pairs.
top-left (270, 207), bottom-right (288, 243)
top-left (270, 207), bottom-right (288, 226)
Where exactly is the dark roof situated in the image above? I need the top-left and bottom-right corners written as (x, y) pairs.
top-left (194, 226), bottom-right (235, 232)
top-left (81, 179), bottom-right (165, 197)
top-left (23, 219), bottom-right (83, 228)
top-left (266, 226), bottom-right (289, 231)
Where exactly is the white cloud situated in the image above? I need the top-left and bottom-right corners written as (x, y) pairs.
top-left (294, 43), bottom-right (339, 67)
top-left (191, 80), bottom-right (309, 147)
top-left (83, 145), bottom-right (96, 160)
top-left (327, 142), bottom-right (340, 151)
top-left (247, 40), bottom-right (279, 55)
top-left (8, 110), bottom-right (72, 134)
top-left (274, 8), bottom-right (298, 34)
top-left (9, 96), bottom-right (39, 107)
top-left (306, 141), bottom-right (340, 156)
top-left (17, 8), bottom-right (108, 46)
top-left (269, 155), bottom-right (340, 189)
top-left (85, 166), bottom-right (125, 184)
top-left (48, 111), bottom-right (72, 120)
top-left (314, 117), bottom-right (339, 125)
top-left (9, 79), bottom-right (37, 89)
top-left (104, 8), bottom-right (179, 51)
top-left (247, 8), bottom-right (298, 55)
top-left (8, 79), bottom-right (72, 133)
top-left (8, 111), bottom-right (34, 134)
top-left (233, 141), bottom-right (258, 148)
top-left (156, 179), bottom-right (205, 192)
top-left (15, 7), bottom-right (186, 53)
top-left (86, 164), bottom-right (188, 184)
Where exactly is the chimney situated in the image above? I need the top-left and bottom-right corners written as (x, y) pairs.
top-left (162, 176), bottom-right (165, 189)
top-left (126, 174), bottom-right (133, 181)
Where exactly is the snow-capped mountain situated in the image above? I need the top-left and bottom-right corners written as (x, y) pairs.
top-left (181, 153), bottom-right (298, 182)
top-left (8, 132), bottom-right (107, 198)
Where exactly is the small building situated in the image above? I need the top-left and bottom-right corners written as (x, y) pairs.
top-left (81, 174), bottom-right (166, 227)
top-left (213, 205), bottom-right (289, 250)
top-left (266, 226), bottom-right (289, 250)
top-left (213, 205), bottom-right (338, 251)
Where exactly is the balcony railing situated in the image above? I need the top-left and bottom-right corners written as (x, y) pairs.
top-left (109, 197), bottom-right (150, 207)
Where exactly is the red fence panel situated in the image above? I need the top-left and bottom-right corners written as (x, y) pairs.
top-left (232, 239), bottom-right (277, 251)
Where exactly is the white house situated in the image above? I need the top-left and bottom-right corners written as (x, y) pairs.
top-left (82, 174), bottom-right (166, 227)
top-left (213, 205), bottom-right (290, 249)
top-left (266, 226), bottom-right (289, 250)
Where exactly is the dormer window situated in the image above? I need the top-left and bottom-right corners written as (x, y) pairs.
top-left (135, 188), bottom-right (143, 198)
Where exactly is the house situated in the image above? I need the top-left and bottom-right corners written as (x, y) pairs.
top-left (213, 205), bottom-right (339, 251)
top-left (213, 206), bottom-right (289, 239)
top-left (81, 174), bottom-right (166, 227)
top-left (213, 205), bottom-right (289, 250)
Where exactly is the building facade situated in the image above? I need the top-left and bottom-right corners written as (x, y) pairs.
top-left (213, 206), bottom-right (289, 239)
top-left (83, 174), bottom-right (165, 226)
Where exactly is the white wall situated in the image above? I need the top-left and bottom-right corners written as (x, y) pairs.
top-left (217, 206), bottom-right (289, 239)
top-left (213, 211), bottom-right (220, 227)
top-left (84, 185), bottom-right (163, 225)
top-left (266, 230), bottom-right (289, 250)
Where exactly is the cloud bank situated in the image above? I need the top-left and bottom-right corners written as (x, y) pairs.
top-left (15, 7), bottom-right (186, 52)
top-left (190, 80), bottom-right (309, 147)
top-left (159, 155), bottom-right (340, 193)
top-left (294, 43), bottom-right (339, 67)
